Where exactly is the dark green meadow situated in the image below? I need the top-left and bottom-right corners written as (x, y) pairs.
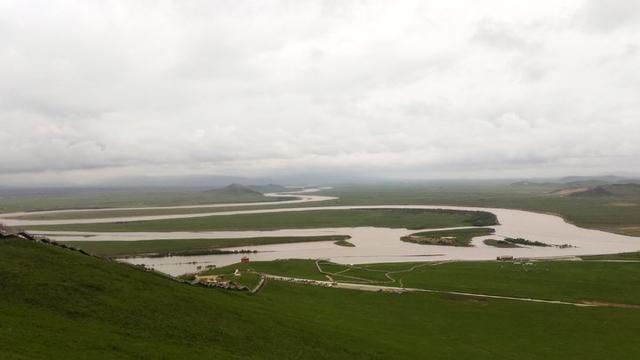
top-left (28, 208), bottom-right (497, 232)
top-left (59, 235), bottom-right (351, 257)
top-left (2, 238), bottom-right (640, 359)
top-left (0, 187), bottom-right (291, 213)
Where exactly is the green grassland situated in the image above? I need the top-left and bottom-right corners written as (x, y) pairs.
top-left (580, 251), bottom-right (640, 260)
top-left (9, 203), bottom-right (295, 220)
top-left (0, 187), bottom-right (292, 213)
top-left (59, 235), bottom-right (351, 257)
top-left (483, 239), bottom-right (521, 248)
top-left (27, 208), bottom-right (497, 232)
top-left (3, 238), bottom-right (640, 359)
top-left (398, 261), bottom-right (640, 305)
top-left (324, 184), bottom-right (640, 236)
top-left (334, 239), bottom-right (356, 247)
top-left (210, 259), bottom-right (640, 305)
top-left (401, 227), bottom-right (494, 246)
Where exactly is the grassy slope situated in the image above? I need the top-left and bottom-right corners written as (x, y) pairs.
top-left (2, 239), bottom-right (640, 359)
top-left (28, 208), bottom-right (497, 232)
top-left (60, 235), bottom-right (351, 257)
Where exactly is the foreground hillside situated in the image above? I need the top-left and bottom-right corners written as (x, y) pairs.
top-left (2, 238), bottom-right (640, 359)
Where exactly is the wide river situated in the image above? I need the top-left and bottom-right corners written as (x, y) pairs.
top-left (2, 188), bottom-right (639, 276)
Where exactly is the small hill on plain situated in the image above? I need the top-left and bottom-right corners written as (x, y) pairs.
top-left (247, 184), bottom-right (290, 193)
top-left (567, 186), bottom-right (613, 197)
top-left (203, 183), bottom-right (263, 196)
top-left (564, 184), bottom-right (640, 198)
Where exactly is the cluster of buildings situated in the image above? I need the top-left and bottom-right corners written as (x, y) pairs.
top-left (195, 274), bottom-right (247, 290)
top-left (194, 270), bottom-right (248, 291)
top-left (0, 223), bottom-right (18, 238)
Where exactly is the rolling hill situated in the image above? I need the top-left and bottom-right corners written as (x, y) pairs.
top-left (2, 237), bottom-right (640, 359)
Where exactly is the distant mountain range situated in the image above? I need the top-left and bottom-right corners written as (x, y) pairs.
top-left (558, 175), bottom-right (632, 183)
top-left (510, 175), bottom-right (639, 187)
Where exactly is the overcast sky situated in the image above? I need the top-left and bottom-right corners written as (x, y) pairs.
top-left (1, 0), bottom-right (639, 185)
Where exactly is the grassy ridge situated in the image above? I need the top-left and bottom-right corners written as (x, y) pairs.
top-left (2, 239), bottom-right (640, 359)
top-left (60, 235), bottom-right (351, 257)
top-left (28, 208), bottom-right (497, 232)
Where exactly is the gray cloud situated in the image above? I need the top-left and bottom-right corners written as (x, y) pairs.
top-left (579, 0), bottom-right (640, 32)
top-left (0, 0), bottom-right (639, 185)
top-left (471, 19), bottom-right (539, 51)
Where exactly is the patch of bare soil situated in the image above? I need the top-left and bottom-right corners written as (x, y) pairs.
top-left (610, 202), bottom-right (638, 207)
top-left (551, 187), bottom-right (589, 196)
top-left (581, 301), bottom-right (640, 309)
top-left (441, 293), bottom-right (489, 304)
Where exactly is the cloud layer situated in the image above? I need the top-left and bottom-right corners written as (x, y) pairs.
top-left (1, 0), bottom-right (639, 185)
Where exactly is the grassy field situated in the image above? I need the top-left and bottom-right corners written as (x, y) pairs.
top-left (209, 259), bottom-right (640, 305)
top-left (324, 184), bottom-right (640, 236)
top-left (27, 208), bottom-right (497, 232)
top-left (8, 203), bottom-right (297, 220)
top-left (59, 235), bottom-right (351, 257)
top-left (580, 251), bottom-right (640, 260)
top-left (483, 239), bottom-right (520, 248)
top-left (398, 260), bottom-right (640, 305)
top-left (401, 227), bottom-right (494, 246)
top-left (0, 187), bottom-right (292, 213)
top-left (2, 238), bottom-right (640, 359)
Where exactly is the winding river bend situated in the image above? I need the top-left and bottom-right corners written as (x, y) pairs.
top-left (2, 188), bottom-right (638, 276)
